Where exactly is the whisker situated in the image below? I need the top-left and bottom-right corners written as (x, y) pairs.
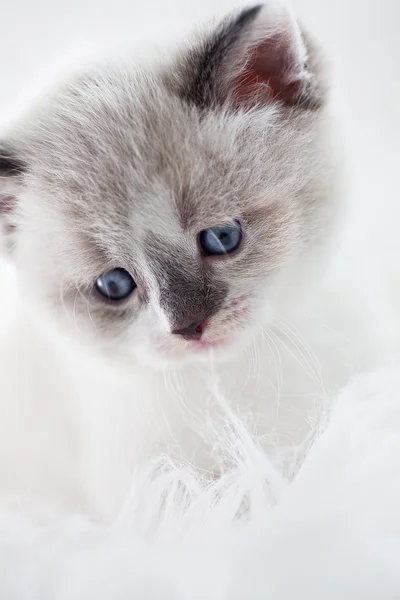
top-left (280, 319), bottom-right (325, 387)
top-left (261, 327), bottom-right (283, 429)
top-left (262, 327), bottom-right (283, 396)
top-left (272, 324), bottom-right (324, 394)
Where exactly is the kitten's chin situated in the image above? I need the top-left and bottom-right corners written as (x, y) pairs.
top-left (135, 344), bottom-right (237, 369)
top-left (131, 326), bottom-right (260, 369)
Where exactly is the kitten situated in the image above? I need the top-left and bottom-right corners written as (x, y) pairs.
top-left (1, 3), bottom-right (336, 359)
top-left (0, 2), bottom-right (395, 518)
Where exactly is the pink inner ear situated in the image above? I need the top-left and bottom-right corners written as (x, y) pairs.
top-left (233, 31), bottom-right (303, 108)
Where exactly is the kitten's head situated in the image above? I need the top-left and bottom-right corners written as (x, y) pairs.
top-left (0, 3), bottom-right (338, 367)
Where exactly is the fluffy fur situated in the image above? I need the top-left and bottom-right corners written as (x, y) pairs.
top-left (0, 2), bottom-right (399, 597)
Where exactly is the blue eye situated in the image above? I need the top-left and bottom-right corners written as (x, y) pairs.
top-left (199, 221), bottom-right (242, 256)
top-left (95, 268), bottom-right (136, 300)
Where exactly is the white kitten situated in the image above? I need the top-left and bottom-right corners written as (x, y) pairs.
top-left (0, 3), bottom-right (399, 596)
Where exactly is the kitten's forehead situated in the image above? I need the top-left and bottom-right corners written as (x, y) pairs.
top-left (24, 68), bottom-right (284, 236)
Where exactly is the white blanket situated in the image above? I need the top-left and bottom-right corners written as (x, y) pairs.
top-left (1, 351), bottom-right (400, 598)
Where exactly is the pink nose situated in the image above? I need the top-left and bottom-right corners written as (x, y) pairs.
top-left (172, 319), bottom-right (205, 340)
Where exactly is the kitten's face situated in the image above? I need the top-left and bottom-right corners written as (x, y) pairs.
top-left (0, 4), bottom-right (337, 367)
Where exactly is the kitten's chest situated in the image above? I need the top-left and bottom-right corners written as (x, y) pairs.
top-left (162, 325), bottom-right (350, 474)
top-left (76, 338), bottom-right (336, 517)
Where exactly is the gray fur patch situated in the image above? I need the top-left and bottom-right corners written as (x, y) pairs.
top-left (145, 236), bottom-right (228, 329)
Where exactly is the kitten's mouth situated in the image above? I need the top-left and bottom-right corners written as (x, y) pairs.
top-left (186, 337), bottom-right (226, 350)
top-left (156, 296), bottom-right (250, 360)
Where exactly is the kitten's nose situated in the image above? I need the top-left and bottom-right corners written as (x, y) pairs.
top-left (172, 319), bottom-right (205, 340)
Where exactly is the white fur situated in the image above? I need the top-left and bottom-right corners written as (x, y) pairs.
top-left (1, 245), bottom-right (400, 597)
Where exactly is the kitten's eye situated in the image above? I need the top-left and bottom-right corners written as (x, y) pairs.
top-left (199, 221), bottom-right (242, 256)
top-left (95, 268), bottom-right (136, 300)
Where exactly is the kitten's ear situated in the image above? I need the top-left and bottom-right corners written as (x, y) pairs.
top-left (0, 147), bottom-right (25, 243)
top-left (180, 3), bottom-right (323, 110)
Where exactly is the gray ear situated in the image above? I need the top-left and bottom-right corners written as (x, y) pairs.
top-left (179, 3), bottom-right (324, 110)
